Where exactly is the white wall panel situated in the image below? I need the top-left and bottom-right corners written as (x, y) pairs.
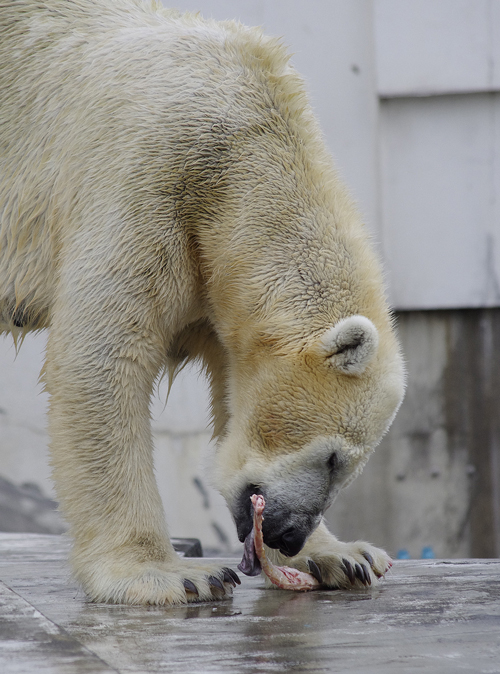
top-left (380, 93), bottom-right (500, 309)
top-left (375, 0), bottom-right (500, 97)
top-left (494, 0), bottom-right (500, 89)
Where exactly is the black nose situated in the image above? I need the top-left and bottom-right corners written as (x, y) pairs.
top-left (267, 526), bottom-right (307, 557)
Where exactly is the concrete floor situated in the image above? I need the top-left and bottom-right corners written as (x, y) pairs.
top-left (0, 534), bottom-right (499, 673)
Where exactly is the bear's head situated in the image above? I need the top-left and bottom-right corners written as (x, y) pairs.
top-left (212, 311), bottom-right (404, 557)
top-left (194, 81), bottom-right (406, 556)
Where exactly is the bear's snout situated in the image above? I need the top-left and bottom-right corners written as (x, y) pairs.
top-left (263, 525), bottom-right (307, 557)
top-left (260, 506), bottom-right (316, 557)
top-left (234, 483), bottom-right (319, 557)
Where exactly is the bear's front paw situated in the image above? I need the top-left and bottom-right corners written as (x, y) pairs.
top-left (286, 540), bottom-right (392, 590)
top-left (75, 557), bottom-right (241, 605)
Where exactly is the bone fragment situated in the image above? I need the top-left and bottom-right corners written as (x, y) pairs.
top-left (250, 494), bottom-right (320, 591)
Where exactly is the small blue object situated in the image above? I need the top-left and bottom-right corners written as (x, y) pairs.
top-left (421, 546), bottom-right (435, 559)
top-left (396, 549), bottom-right (410, 559)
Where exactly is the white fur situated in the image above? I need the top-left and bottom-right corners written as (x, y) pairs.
top-left (0, 0), bottom-right (405, 603)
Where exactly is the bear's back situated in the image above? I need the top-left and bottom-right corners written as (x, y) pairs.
top-left (0, 0), bottom-right (302, 331)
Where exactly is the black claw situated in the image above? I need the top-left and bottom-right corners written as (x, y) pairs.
top-left (356, 563), bottom-right (369, 585)
top-left (183, 579), bottom-right (199, 595)
top-left (362, 551), bottom-right (374, 568)
top-left (222, 570), bottom-right (235, 587)
top-left (223, 567), bottom-right (241, 585)
top-left (208, 575), bottom-right (224, 591)
top-left (361, 564), bottom-right (372, 585)
top-left (354, 563), bottom-right (366, 584)
top-left (342, 558), bottom-right (356, 585)
top-left (307, 559), bottom-right (323, 584)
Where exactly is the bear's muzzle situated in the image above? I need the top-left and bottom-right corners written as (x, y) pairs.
top-left (234, 483), bottom-right (321, 557)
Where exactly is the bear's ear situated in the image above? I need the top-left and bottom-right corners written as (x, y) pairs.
top-left (319, 315), bottom-right (379, 375)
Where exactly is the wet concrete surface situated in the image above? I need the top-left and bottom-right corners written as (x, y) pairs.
top-left (0, 534), bottom-right (499, 673)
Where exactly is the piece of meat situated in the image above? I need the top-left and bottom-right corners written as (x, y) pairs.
top-left (238, 494), bottom-right (320, 591)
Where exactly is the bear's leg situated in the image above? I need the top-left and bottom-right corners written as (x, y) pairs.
top-left (265, 521), bottom-right (392, 589)
top-left (46, 284), bottom-right (237, 605)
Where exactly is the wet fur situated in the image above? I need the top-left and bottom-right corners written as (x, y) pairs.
top-left (0, 0), bottom-right (404, 603)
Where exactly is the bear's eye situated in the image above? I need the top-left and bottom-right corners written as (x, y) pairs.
top-left (327, 452), bottom-right (338, 475)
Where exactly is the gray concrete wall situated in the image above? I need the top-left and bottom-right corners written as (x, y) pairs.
top-left (327, 308), bottom-right (500, 559)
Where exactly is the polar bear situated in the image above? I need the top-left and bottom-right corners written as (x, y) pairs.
top-left (0, 0), bottom-right (405, 604)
